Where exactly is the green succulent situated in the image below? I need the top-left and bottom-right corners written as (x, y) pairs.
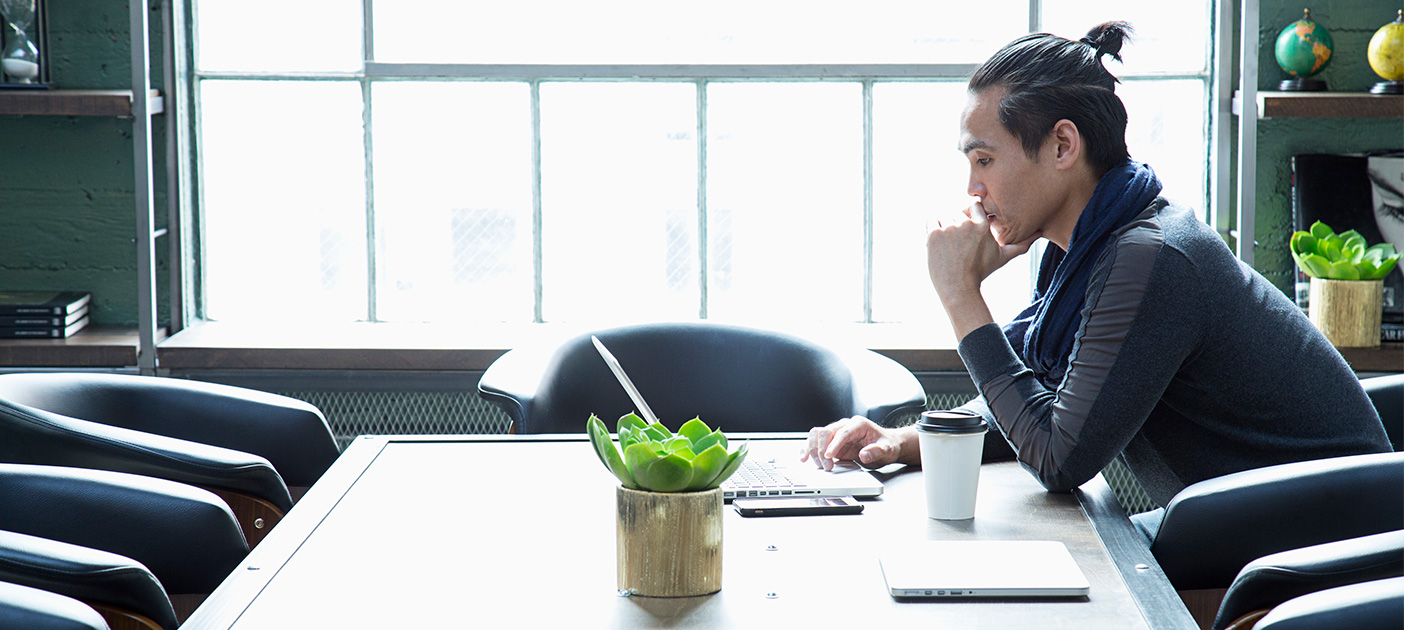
top-left (1290, 221), bottom-right (1400, 281)
top-left (587, 413), bottom-right (748, 493)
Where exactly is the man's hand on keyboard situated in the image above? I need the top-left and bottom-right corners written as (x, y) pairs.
top-left (801, 416), bottom-right (919, 471)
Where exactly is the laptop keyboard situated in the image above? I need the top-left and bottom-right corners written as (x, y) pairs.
top-left (722, 459), bottom-right (817, 499)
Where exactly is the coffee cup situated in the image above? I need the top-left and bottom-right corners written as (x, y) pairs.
top-left (916, 409), bottom-right (989, 520)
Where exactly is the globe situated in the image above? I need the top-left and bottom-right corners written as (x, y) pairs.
top-left (1369, 10), bottom-right (1404, 94)
top-left (1274, 8), bottom-right (1333, 91)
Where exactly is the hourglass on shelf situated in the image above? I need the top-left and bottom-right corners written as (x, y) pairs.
top-left (0, 0), bottom-right (48, 88)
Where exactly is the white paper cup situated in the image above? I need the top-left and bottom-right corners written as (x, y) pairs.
top-left (917, 410), bottom-right (988, 520)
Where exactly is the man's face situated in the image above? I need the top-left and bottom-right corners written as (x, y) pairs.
top-left (958, 87), bottom-right (1061, 247)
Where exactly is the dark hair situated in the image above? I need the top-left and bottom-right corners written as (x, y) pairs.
top-left (968, 22), bottom-right (1133, 176)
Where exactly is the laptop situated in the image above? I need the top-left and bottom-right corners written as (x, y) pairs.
top-left (879, 540), bottom-right (1090, 599)
top-left (721, 456), bottom-right (884, 502)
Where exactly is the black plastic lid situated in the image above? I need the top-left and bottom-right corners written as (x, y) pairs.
top-left (916, 410), bottom-right (988, 434)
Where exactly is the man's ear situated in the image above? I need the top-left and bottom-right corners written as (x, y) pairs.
top-left (1050, 119), bottom-right (1082, 171)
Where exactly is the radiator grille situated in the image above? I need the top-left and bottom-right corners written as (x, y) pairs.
top-left (279, 391), bottom-right (511, 449)
top-left (276, 388), bottom-right (1155, 514)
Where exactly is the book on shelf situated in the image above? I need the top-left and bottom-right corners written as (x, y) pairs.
top-left (0, 315), bottom-right (89, 339)
top-left (0, 305), bottom-right (88, 328)
top-left (0, 291), bottom-right (91, 316)
top-left (1384, 323), bottom-right (1404, 343)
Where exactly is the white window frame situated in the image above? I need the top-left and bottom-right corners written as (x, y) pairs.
top-left (188, 1), bottom-right (1218, 326)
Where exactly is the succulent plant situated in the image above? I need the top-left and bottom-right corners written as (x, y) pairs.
top-left (1291, 221), bottom-right (1400, 281)
top-left (587, 413), bottom-right (748, 493)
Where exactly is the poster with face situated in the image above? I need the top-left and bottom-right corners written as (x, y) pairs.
top-left (1292, 152), bottom-right (1404, 327)
top-left (1369, 155), bottom-right (1404, 264)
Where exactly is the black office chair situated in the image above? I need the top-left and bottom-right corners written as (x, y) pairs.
top-left (0, 530), bottom-right (175, 630)
top-left (0, 463), bottom-right (250, 630)
top-left (1252, 576), bottom-right (1404, 630)
top-left (478, 321), bottom-right (926, 434)
top-left (0, 580), bottom-right (110, 630)
top-left (1143, 451), bottom-right (1403, 593)
top-left (0, 372), bottom-right (341, 544)
top-left (1213, 530), bottom-right (1404, 630)
top-left (1361, 373), bottom-right (1403, 451)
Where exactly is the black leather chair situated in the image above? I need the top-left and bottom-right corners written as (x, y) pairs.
top-left (0, 580), bottom-right (110, 630)
top-left (0, 372), bottom-right (341, 544)
top-left (1144, 452), bottom-right (1404, 593)
top-left (0, 530), bottom-right (175, 630)
top-left (0, 463), bottom-right (249, 629)
top-left (1252, 576), bottom-right (1404, 630)
top-left (478, 321), bottom-right (926, 434)
top-left (1213, 530), bottom-right (1404, 630)
top-left (1362, 373), bottom-right (1403, 451)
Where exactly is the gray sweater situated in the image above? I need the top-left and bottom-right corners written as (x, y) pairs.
top-left (957, 198), bottom-right (1391, 506)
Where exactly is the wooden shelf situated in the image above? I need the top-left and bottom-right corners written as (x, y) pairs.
top-left (0, 89), bottom-right (163, 117)
top-left (0, 326), bottom-right (165, 368)
top-left (1233, 91), bottom-right (1404, 119)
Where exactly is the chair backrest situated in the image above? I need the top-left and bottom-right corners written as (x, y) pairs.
top-left (0, 396), bottom-right (294, 512)
top-left (1213, 530), bottom-right (1404, 630)
top-left (480, 322), bottom-right (925, 434)
top-left (0, 580), bottom-right (110, 630)
top-left (0, 464), bottom-right (249, 595)
top-left (1361, 374), bottom-right (1403, 452)
top-left (1253, 576), bottom-right (1404, 630)
top-left (0, 529), bottom-right (177, 630)
top-left (1150, 452), bottom-right (1404, 591)
top-left (0, 373), bottom-right (340, 487)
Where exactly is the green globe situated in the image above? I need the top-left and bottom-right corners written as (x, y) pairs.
top-left (1275, 9), bottom-right (1334, 80)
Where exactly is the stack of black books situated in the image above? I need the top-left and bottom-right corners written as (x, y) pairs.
top-left (0, 291), bottom-right (91, 339)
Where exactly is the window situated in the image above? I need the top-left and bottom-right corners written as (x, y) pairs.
top-left (192, 1), bottom-right (1213, 331)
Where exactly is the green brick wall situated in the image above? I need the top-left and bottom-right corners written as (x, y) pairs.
top-left (0, 0), bottom-right (168, 328)
top-left (1247, 0), bottom-right (1404, 291)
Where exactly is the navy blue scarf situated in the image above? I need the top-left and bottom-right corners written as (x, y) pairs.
top-left (1002, 160), bottom-right (1163, 388)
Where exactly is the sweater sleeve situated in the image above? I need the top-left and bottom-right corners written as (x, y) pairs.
top-left (957, 218), bottom-right (1201, 492)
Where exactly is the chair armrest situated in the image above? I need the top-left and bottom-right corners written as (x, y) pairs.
top-left (0, 580), bottom-right (109, 630)
top-left (0, 400), bottom-right (293, 512)
top-left (0, 530), bottom-right (176, 630)
top-left (1150, 452), bottom-right (1404, 591)
top-left (0, 373), bottom-right (340, 487)
top-left (844, 349), bottom-right (927, 427)
top-left (1361, 374), bottom-right (1403, 451)
top-left (1254, 576), bottom-right (1404, 630)
top-left (1214, 530), bottom-right (1404, 630)
top-left (477, 347), bottom-right (543, 430)
top-left (0, 464), bottom-right (250, 594)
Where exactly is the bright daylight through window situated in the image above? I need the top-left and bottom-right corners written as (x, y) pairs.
top-left (192, 0), bottom-right (1212, 335)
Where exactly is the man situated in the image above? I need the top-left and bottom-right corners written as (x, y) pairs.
top-left (803, 23), bottom-right (1391, 508)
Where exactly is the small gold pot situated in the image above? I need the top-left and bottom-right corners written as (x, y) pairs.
top-left (615, 486), bottom-right (723, 597)
top-left (1309, 277), bottom-right (1383, 348)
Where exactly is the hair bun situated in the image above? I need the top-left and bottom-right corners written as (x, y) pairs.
top-left (1081, 21), bottom-right (1134, 62)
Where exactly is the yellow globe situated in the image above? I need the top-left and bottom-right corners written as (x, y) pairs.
top-left (1369, 13), bottom-right (1404, 81)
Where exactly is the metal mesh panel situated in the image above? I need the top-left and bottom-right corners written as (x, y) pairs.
top-left (665, 205), bottom-right (696, 293)
top-left (278, 391), bottom-right (512, 450)
top-left (451, 207), bottom-right (519, 285)
top-left (1101, 456), bottom-right (1159, 515)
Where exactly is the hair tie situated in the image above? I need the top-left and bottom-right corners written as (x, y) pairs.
top-left (1079, 35), bottom-right (1122, 62)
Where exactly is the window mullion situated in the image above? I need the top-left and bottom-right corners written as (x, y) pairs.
top-left (697, 79), bottom-right (708, 320)
top-left (862, 79), bottom-right (874, 324)
top-left (531, 80), bottom-right (544, 323)
top-left (361, 0), bottom-right (376, 321)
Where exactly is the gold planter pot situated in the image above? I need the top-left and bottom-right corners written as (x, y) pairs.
top-left (616, 486), bottom-right (723, 597)
top-left (1308, 277), bottom-right (1383, 348)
